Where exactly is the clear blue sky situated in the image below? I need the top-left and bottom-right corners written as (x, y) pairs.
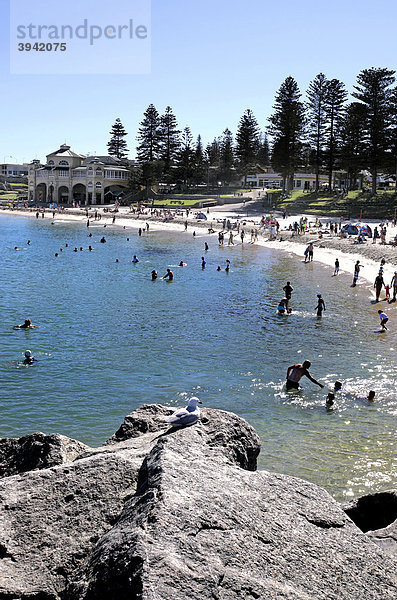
top-left (1, 0), bottom-right (396, 163)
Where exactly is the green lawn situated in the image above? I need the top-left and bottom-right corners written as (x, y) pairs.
top-left (277, 189), bottom-right (397, 217)
top-left (8, 182), bottom-right (28, 188)
top-left (0, 193), bottom-right (19, 200)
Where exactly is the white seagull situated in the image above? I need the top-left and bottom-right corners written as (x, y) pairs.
top-left (165, 397), bottom-right (202, 427)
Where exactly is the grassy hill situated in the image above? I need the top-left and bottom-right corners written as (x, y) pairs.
top-left (278, 190), bottom-right (397, 219)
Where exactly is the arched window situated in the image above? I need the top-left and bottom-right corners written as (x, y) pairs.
top-left (48, 160), bottom-right (54, 166)
top-left (95, 182), bottom-right (102, 188)
top-left (59, 160), bottom-right (69, 166)
top-left (88, 167), bottom-right (93, 174)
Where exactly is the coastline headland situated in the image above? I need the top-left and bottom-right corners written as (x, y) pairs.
top-left (1, 405), bottom-right (396, 599)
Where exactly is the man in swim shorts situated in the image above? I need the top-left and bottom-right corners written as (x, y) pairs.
top-left (286, 360), bottom-right (324, 390)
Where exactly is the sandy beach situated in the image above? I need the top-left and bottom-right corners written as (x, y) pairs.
top-left (2, 198), bottom-right (397, 290)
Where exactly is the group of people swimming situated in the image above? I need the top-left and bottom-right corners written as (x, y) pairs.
top-left (286, 361), bottom-right (376, 409)
top-left (277, 281), bottom-right (326, 317)
top-left (13, 319), bottom-right (40, 366)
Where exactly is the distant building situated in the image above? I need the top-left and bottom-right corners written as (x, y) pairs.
top-left (1, 163), bottom-right (29, 178)
top-left (28, 144), bottom-right (130, 205)
top-left (243, 170), bottom-right (329, 190)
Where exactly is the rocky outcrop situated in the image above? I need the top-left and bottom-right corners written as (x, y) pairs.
top-left (0, 405), bottom-right (396, 600)
top-left (0, 432), bottom-right (88, 478)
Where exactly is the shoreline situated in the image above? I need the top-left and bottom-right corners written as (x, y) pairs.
top-left (3, 203), bottom-right (397, 289)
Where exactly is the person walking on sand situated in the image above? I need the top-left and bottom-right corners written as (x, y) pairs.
top-left (334, 258), bottom-right (340, 276)
top-left (374, 272), bottom-right (384, 302)
top-left (315, 293), bottom-right (326, 317)
top-left (286, 360), bottom-right (324, 391)
top-left (378, 309), bottom-right (388, 331)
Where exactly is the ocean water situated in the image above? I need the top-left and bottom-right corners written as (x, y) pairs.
top-left (1, 213), bottom-right (396, 501)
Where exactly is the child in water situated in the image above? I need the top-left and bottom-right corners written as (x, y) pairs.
top-left (378, 310), bottom-right (388, 331)
top-left (278, 298), bottom-right (292, 315)
top-left (326, 392), bottom-right (335, 408)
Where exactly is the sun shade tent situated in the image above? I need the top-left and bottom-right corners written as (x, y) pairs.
top-left (342, 223), bottom-right (359, 235)
top-left (197, 212), bottom-right (207, 220)
top-left (355, 223), bottom-right (372, 236)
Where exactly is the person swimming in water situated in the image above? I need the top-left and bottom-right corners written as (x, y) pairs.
top-left (151, 270), bottom-right (158, 280)
top-left (286, 360), bottom-right (324, 391)
top-left (132, 255), bottom-right (139, 263)
top-left (163, 268), bottom-right (174, 281)
top-left (17, 319), bottom-right (39, 330)
top-left (23, 350), bottom-right (35, 365)
top-left (326, 392), bottom-right (335, 408)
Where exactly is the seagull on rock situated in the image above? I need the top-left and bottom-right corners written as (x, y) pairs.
top-left (165, 397), bottom-right (202, 427)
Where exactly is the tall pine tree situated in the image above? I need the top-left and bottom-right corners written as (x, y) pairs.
top-left (268, 77), bottom-right (306, 192)
top-left (235, 109), bottom-right (260, 185)
top-left (306, 73), bottom-right (328, 192)
top-left (257, 134), bottom-right (271, 166)
top-left (339, 102), bottom-right (367, 190)
top-left (176, 127), bottom-right (195, 187)
top-left (352, 67), bottom-right (395, 193)
top-left (159, 106), bottom-right (180, 178)
top-left (219, 128), bottom-right (234, 184)
top-left (136, 104), bottom-right (161, 164)
top-left (107, 118), bottom-right (128, 159)
top-left (193, 135), bottom-right (206, 185)
top-left (324, 79), bottom-right (347, 188)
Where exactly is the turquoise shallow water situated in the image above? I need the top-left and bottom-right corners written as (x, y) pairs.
top-left (1, 213), bottom-right (396, 501)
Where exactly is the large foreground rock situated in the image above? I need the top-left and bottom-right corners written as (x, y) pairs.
top-left (0, 405), bottom-right (396, 600)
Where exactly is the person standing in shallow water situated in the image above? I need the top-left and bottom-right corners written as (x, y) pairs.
top-left (315, 293), bottom-right (326, 317)
top-left (378, 310), bottom-right (388, 331)
top-left (286, 360), bottom-right (324, 391)
top-left (283, 282), bottom-right (293, 308)
top-left (374, 272), bottom-right (384, 302)
top-left (352, 261), bottom-right (362, 286)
